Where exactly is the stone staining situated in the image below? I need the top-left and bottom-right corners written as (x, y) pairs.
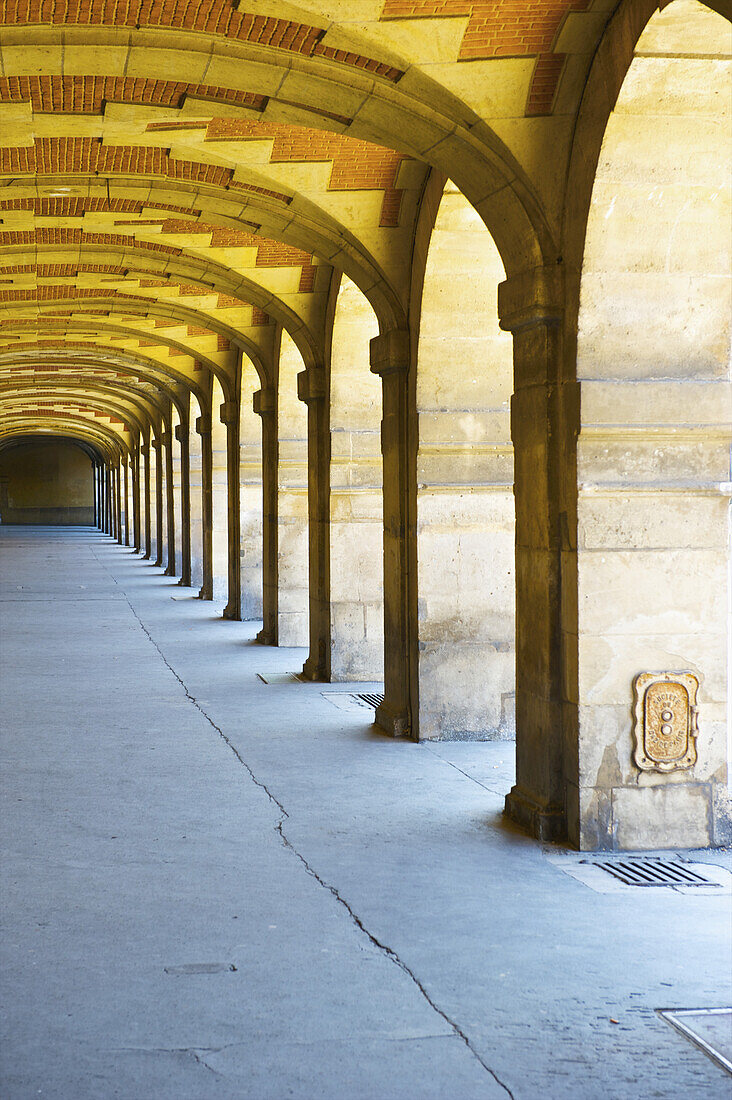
top-left (632, 672), bottom-right (699, 773)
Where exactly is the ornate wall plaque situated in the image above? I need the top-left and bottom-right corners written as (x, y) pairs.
top-left (632, 672), bottom-right (699, 772)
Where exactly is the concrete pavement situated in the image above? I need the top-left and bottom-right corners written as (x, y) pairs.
top-left (1, 527), bottom-right (730, 1099)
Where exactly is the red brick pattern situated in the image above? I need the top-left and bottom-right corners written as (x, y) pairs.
top-left (205, 120), bottom-right (406, 227)
top-left (0, 229), bottom-right (182, 255)
top-left (0, 138), bottom-right (233, 187)
top-left (0, 76), bottom-right (266, 113)
top-left (380, 1), bottom-right (589, 113)
top-left (228, 181), bottom-right (292, 206)
top-left (526, 53), bottom-right (567, 115)
top-left (0, 2), bottom-right (402, 82)
top-left (380, 1), bottom-right (587, 57)
top-left (3, 405), bottom-right (126, 428)
top-left (0, 197), bottom-right (198, 218)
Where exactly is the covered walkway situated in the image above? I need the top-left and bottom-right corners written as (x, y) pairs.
top-left (1, 527), bottom-right (730, 1099)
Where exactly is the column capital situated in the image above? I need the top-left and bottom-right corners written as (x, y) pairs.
top-left (160, 431), bottom-right (171, 447)
top-left (139, 444), bottom-right (149, 458)
top-left (253, 388), bottom-right (276, 416)
top-left (297, 368), bottom-right (326, 404)
top-left (195, 415), bottom-right (211, 437)
top-left (219, 400), bottom-right (238, 426)
top-left (369, 330), bottom-right (409, 377)
top-left (498, 264), bottom-right (564, 333)
top-left (174, 423), bottom-right (186, 443)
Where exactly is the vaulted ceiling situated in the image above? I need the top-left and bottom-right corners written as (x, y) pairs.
top-left (0, 0), bottom-right (632, 457)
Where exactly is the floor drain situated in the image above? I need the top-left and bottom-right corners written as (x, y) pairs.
top-left (256, 672), bottom-right (302, 684)
top-left (584, 857), bottom-right (717, 888)
top-left (321, 690), bottom-right (385, 714)
top-left (353, 692), bottom-right (384, 708)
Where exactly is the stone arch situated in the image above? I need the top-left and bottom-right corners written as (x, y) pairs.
top-left (0, 433), bottom-right (97, 526)
top-left (566, 0), bottom-right (731, 848)
top-left (327, 272), bottom-right (383, 682)
top-left (276, 327), bottom-right (310, 648)
top-left (410, 177), bottom-right (515, 740)
top-left (211, 373), bottom-right (229, 600)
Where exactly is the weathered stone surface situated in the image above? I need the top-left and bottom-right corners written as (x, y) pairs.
top-left (610, 783), bottom-right (711, 850)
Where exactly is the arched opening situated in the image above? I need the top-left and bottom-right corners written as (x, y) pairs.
top-left (211, 375), bottom-right (228, 600)
top-left (153, 423), bottom-right (168, 569)
top-left (0, 436), bottom-right (95, 525)
top-left (240, 353), bottom-right (264, 620)
top-left (171, 405), bottom-right (183, 571)
top-left (575, 0), bottom-right (731, 848)
top-left (329, 276), bottom-right (383, 681)
top-left (149, 428), bottom-right (161, 563)
top-left (277, 330), bottom-right (309, 648)
top-left (189, 392), bottom-right (205, 590)
top-left (415, 181), bottom-right (515, 740)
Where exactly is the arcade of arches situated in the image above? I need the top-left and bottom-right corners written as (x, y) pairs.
top-left (0, 0), bottom-right (730, 853)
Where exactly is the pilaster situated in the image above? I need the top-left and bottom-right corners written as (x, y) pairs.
top-left (499, 264), bottom-right (574, 842)
top-left (220, 399), bottom-right (242, 620)
top-left (196, 414), bottom-right (214, 601)
top-left (370, 330), bottom-right (413, 738)
top-left (297, 368), bottom-right (330, 681)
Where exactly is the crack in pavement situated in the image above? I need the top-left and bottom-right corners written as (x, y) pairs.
top-left (94, 547), bottom-right (515, 1099)
top-left (422, 744), bottom-right (510, 797)
top-left (114, 1047), bottom-right (222, 1077)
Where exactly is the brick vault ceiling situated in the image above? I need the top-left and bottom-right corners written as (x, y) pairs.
top-left (0, 0), bottom-right (622, 448)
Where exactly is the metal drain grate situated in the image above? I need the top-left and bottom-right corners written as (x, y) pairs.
top-left (584, 857), bottom-right (717, 888)
top-left (354, 692), bottom-right (385, 708)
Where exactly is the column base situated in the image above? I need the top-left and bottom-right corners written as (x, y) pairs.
top-left (222, 602), bottom-right (240, 621)
top-left (255, 627), bottom-right (276, 645)
top-left (198, 583), bottom-right (213, 600)
top-left (375, 699), bottom-right (412, 739)
top-left (504, 785), bottom-right (567, 843)
top-left (164, 566), bottom-right (175, 577)
top-left (300, 654), bottom-right (326, 681)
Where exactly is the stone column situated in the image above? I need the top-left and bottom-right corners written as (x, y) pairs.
top-left (499, 265), bottom-right (569, 842)
top-left (221, 399), bottom-right (242, 620)
top-left (254, 387), bottom-right (278, 644)
top-left (105, 465), bottom-right (112, 535)
top-left (162, 429), bottom-right (176, 576)
top-left (175, 419), bottom-right (192, 587)
top-left (196, 415), bottom-right (214, 600)
top-left (370, 330), bottom-right (414, 737)
top-left (298, 368), bottom-right (329, 680)
top-left (108, 465), bottom-right (115, 539)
